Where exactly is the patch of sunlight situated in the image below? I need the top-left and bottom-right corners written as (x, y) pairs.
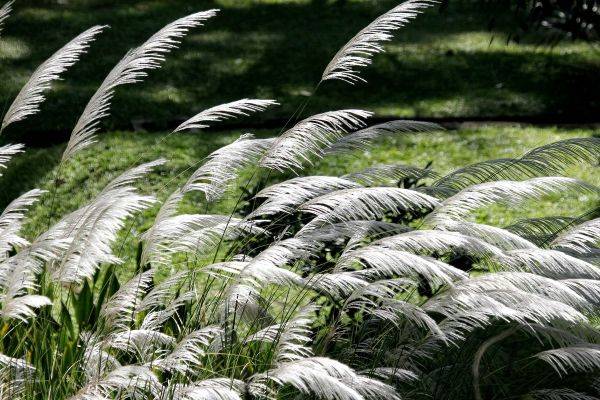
top-left (214, 0), bottom-right (310, 7)
top-left (0, 37), bottom-right (31, 60)
top-left (373, 91), bottom-right (544, 119)
top-left (390, 31), bottom-right (599, 58)
top-left (144, 85), bottom-right (193, 104)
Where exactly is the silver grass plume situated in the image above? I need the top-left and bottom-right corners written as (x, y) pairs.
top-left (181, 133), bottom-right (274, 202)
top-left (426, 177), bottom-right (599, 226)
top-left (299, 187), bottom-right (439, 232)
top-left (260, 109), bottom-right (372, 172)
top-left (62, 10), bottom-right (218, 161)
top-left (325, 120), bottom-right (442, 155)
top-left (321, 0), bottom-right (436, 83)
top-left (246, 175), bottom-right (360, 219)
top-left (0, 1), bottom-right (13, 38)
top-left (173, 98), bottom-right (278, 132)
top-left (68, 365), bottom-right (161, 400)
top-left (1, 26), bottom-right (106, 131)
top-left (99, 270), bottom-right (154, 332)
top-left (434, 137), bottom-right (600, 192)
top-left (551, 218), bottom-right (600, 254)
top-left (527, 388), bottom-right (600, 400)
top-left (437, 220), bottom-right (538, 250)
top-left (535, 346), bottom-right (600, 377)
top-left (0, 189), bottom-right (44, 262)
top-left (166, 379), bottom-right (245, 400)
top-left (0, 143), bottom-right (23, 174)
top-left (154, 326), bottom-right (223, 374)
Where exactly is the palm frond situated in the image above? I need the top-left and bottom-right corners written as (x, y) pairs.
top-left (2, 26), bottom-right (105, 131)
top-left (174, 99), bottom-right (277, 132)
top-left (260, 110), bottom-right (372, 172)
top-left (63, 10), bottom-right (218, 161)
top-left (321, 0), bottom-right (436, 83)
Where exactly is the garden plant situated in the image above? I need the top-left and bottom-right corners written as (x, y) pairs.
top-left (1, 0), bottom-right (600, 399)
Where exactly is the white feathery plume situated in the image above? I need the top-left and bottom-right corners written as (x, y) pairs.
top-left (345, 279), bottom-right (443, 336)
top-left (2, 26), bottom-right (105, 131)
top-left (48, 160), bottom-right (163, 283)
top-left (527, 388), bottom-right (599, 400)
top-left (0, 189), bottom-right (44, 262)
top-left (342, 163), bottom-right (438, 186)
top-left (437, 220), bottom-right (538, 250)
top-left (0, 1), bottom-right (14, 37)
top-left (370, 229), bottom-right (509, 261)
top-left (342, 375), bottom-right (401, 400)
top-left (174, 98), bottom-right (278, 132)
top-left (433, 137), bottom-right (600, 192)
top-left (321, 0), bottom-right (435, 83)
top-left (99, 270), bottom-right (154, 332)
top-left (140, 290), bottom-right (196, 332)
top-left (535, 346), bottom-right (600, 377)
top-left (562, 279), bottom-right (600, 305)
top-left (182, 133), bottom-right (274, 202)
top-left (245, 306), bottom-right (316, 363)
top-left (299, 187), bottom-right (439, 232)
top-left (69, 365), bottom-right (161, 400)
top-left (0, 143), bottom-right (23, 174)
top-left (62, 10), bottom-right (218, 161)
top-left (247, 176), bottom-right (360, 219)
top-left (167, 379), bottom-right (245, 400)
top-left (325, 120), bottom-right (441, 155)
top-left (452, 272), bottom-right (590, 311)
top-left (551, 218), bottom-right (600, 254)
top-left (0, 294), bottom-right (52, 322)
top-left (250, 357), bottom-right (364, 400)
top-left (337, 247), bottom-right (467, 285)
top-left (103, 329), bottom-right (175, 363)
top-left (137, 270), bottom-right (189, 311)
top-left (507, 248), bottom-right (600, 280)
top-left (149, 218), bottom-right (266, 264)
top-left (0, 352), bottom-right (34, 396)
top-left (260, 110), bottom-right (372, 172)
top-left (154, 326), bottom-right (223, 374)
top-left (426, 177), bottom-right (598, 226)
top-left (50, 189), bottom-right (156, 284)
top-left (80, 332), bottom-right (121, 383)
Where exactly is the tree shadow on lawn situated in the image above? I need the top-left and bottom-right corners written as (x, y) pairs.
top-left (0, 0), bottom-right (598, 147)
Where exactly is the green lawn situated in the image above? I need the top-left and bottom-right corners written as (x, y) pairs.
top-left (0, 0), bottom-right (598, 146)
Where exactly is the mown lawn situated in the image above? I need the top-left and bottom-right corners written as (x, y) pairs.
top-left (1, 125), bottom-right (598, 275)
top-left (0, 0), bottom-right (598, 146)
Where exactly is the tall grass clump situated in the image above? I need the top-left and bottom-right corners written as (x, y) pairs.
top-left (1, 1), bottom-right (600, 399)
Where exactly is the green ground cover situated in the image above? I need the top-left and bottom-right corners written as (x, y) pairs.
top-left (0, 0), bottom-right (598, 145)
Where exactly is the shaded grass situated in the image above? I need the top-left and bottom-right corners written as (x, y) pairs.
top-left (0, 124), bottom-right (598, 277)
top-left (0, 0), bottom-right (598, 146)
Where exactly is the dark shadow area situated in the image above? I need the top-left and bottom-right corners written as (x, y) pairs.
top-left (0, 0), bottom-right (598, 146)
